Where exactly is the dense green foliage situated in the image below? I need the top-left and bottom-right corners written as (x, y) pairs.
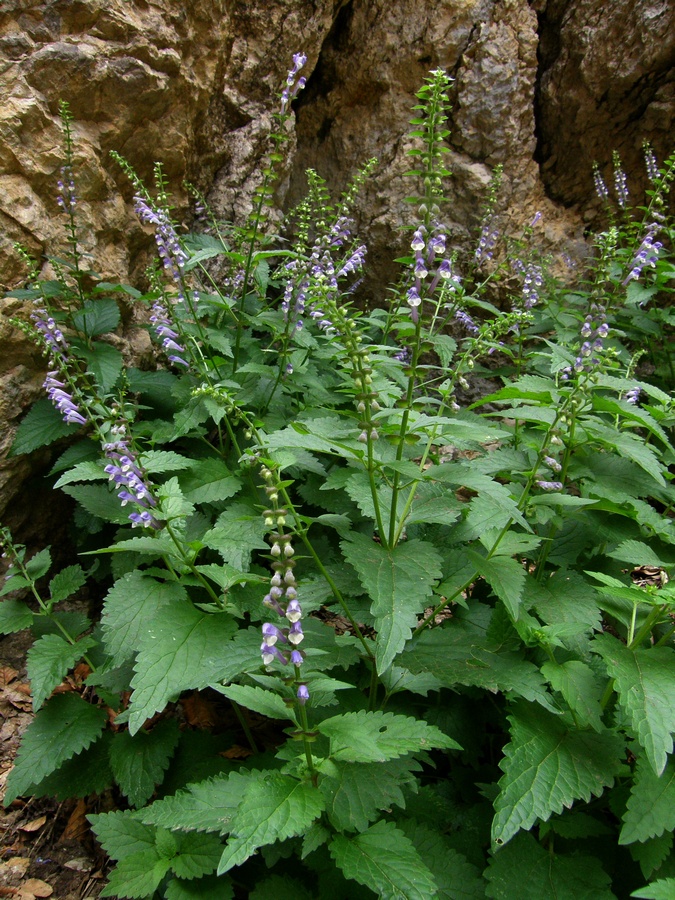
top-left (2, 64), bottom-right (675, 898)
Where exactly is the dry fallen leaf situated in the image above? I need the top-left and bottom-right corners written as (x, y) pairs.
top-left (0, 667), bottom-right (18, 687)
top-left (63, 858), bottom-right (93, 873)
top-left (181, 692), bottom-right (219, 728)
top-left (0, 857), bottom-right (31, 878)
top-left (19, 816), bottom-right (47, 833)
top-left (60, 798), bottom-right (88, 843)
top-left (19, 879), bottom-right (53, 899)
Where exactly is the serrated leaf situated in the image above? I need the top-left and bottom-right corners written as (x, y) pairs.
top-left (466, 550), bottom-right (525, 620)
top-left (329, 820), bottom-right (438, 900)
top-left (630, 832), bottom-right (673, 880)
top-left (110, 719), bottom-right (181, 807)
top-left (5, 693), bottom-right (107, 804)
top-left (128, 603), bottom-right (237, 734)
top-left (541, 660), bottom-right (604, 731)
top-left (595, 634), bottom-right (675, 775)
top-left (320, 758), bottom-right (420, 832)
top-left (169, 832), bottom-right (224, 880)
top-left (584, 421), bottom-right (665, 485)
top-left (101, 850), bottom-right (171, 898)
top-left (398, 604), bottom-right (557, 712)
top-left (54, 459), bottom-right (107, 488)
top-left (158, 476), bottom-right (195, 520)
top-left (211, 684), bottom-right (297, 724)
top-left (71, 297), bottom-right (120, 336)
top-left (608, 540), bottom-right (670, 568)
top-left (89, 809), bottom-right (156, 860)
top-left (217, 773), bottom-right (325, 873)
top-left (399, 820), bottom-right (485, 900)
top-left (27, 633), bottom-right (96, 710)
top-left (486, 831), bottom-right (615, 899)
top-left (341, 534), bottom-right (442, 674)
top-left (30, 730), bottom-right (113, 799)
top-left (139, 450), bottom-right (195, 474)
top-left (0, 598), bottom-right (34, 633)
top-left (632, 877), bottom-right (675, 899)
top-left (318, 710), bottom-right (460, 763)
top-left (141, 770), bottom-right (253, 835)
top-left (492, 702), bottom-right (624, 847)
top-left (165, 874), bottom-right (234, 899)
top-left (179, 458), bottom-right (241, 504)
top-left (101, 572), bottom-right (188, 667)
top-left (620, 756), bottom-right (675, 844)
top-left (49, 564), bottom-right (87, 603)
top-left (24, 547), bottom-right (52, 580)
top-left (78, 341), bottom-right (123, 392)
top-left (202, 502), bottom-right (268, 571)
top-left (61, 483), bottom-right (130, 524)
top-left (10, 398), bottom-right (81, 456)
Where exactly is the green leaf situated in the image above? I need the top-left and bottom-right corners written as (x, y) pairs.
top-left (54, 460), bottom-right (108, 488)
top-left (541, 660), bottom-right (604, 731)
top-left (329, 820), bottom-right (438, 900)
top-left (632, 878), bottom-right (675, 899)
top-left (49, 564), bottom-right (87, 603)
top-left (202, 502), bottom-right (268, 571)
top-left (179, 458), bottom-right (241, 504)
top-left (466, 550), bottom-right (525, 620)
top-left (110, 719), bottom-right (181, 807)
top-left (140, 450), bottom-right (196, 475)
top-left (584, 421), bottom-right (665, 486)
top-left (101, 851), bottom-right (171, 898)
top-left (620, 756), bottom-right (675, 844)
top-left (165, 874), bottom-right (234, 899)
top-left (0, 599), bottom-right (34, 634)
top-left (5, 693), bottom-right (107, 804)
top-left (486, 831), bottom-right (615, 899)
top-left (61, 483), bottom-right (130, 524)
top-left (608, 540), bottom-right (671, 568)
top-left (71, 297), bottom-right (120, 336)
top-left (88, 809), bottom-right (156, 860)
top-left (491, 702), bottom-right (624, 847)
top-left (399, 820), bottom-right (485, 900)
top-left (101, 572), bottom-right (188, 667)
top-left (10, 398), bottom-right (81, 456)
top-left (128, 603), bottom-right (237, 734)
top-left (211, 684), bottom-right (297, 724)
top-left (158, 476), bottom-right (195, 520)
top-left (630, 832), bottom-right (673, 880)
top-left (320, 757), bottom-right (420, 832)
top-left (78, 341), bottom-right (124, 392)
top-left (398, 604), bottom-right (557, 711)
top-left (27, 633), bottom-right (96, 710)
top-left (30, 731), bottom-right (113, 799)
top-left (594, 634), bottom-right (675, 775)
top-left (169, 832), bottom-right (224, 879)
top-left (341, 534), bottom-right (442, 674)
top-left (141, 770), bottom-right (253, 835)
top-left (318, 710), bottom-right (460, 763)
top-left (24, 547), bottom-right (52, 580)
top-left (217, 773), bottom-right (325, 873)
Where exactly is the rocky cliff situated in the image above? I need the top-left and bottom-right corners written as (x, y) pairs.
top-left (1, 0), bottom-right (673, 534)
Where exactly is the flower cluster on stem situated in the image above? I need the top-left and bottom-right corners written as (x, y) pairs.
top-left (561, 303), bottom-right (609, 379)
top-left (259, 465), bottom-right (308, 704)
top-left (622, 224), bottom-right (662, 286)
top-left (103, 414), bottom-right (162, 530)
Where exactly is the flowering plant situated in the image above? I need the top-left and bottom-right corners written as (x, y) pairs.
top-left (2, 65), bottom-right (675, 899)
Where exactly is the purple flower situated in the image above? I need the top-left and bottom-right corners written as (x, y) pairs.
top-left (475, 219), bottom-right (499, 263)
top-left (455, 309), bottom-right (479, 336)
top-left (625, 386), bottom-right (641, 405)
top-left (297, 684), bottom-right (309, 705)
top-left (643, 143), bottom-right (659, 183)
top-left (613, 152), bottom-right (629, 208)
top-left (536, 480), bottom-right (563, 492)
top-left (622, 226), bottom-right (662, 286)
top-left (103, 425), bottom-right (161, 529)
top-left (593, 165), bottom-right (609, 202)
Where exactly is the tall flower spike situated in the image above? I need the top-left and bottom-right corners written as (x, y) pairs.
top-left (259, 466), bottom-right (309, 703)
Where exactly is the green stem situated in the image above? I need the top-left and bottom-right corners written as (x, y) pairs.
top-left (230, 700), bottom-right (259, 754)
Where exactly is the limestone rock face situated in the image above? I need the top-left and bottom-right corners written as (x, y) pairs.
top-left (0, 0), bottom-right (673, 533)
